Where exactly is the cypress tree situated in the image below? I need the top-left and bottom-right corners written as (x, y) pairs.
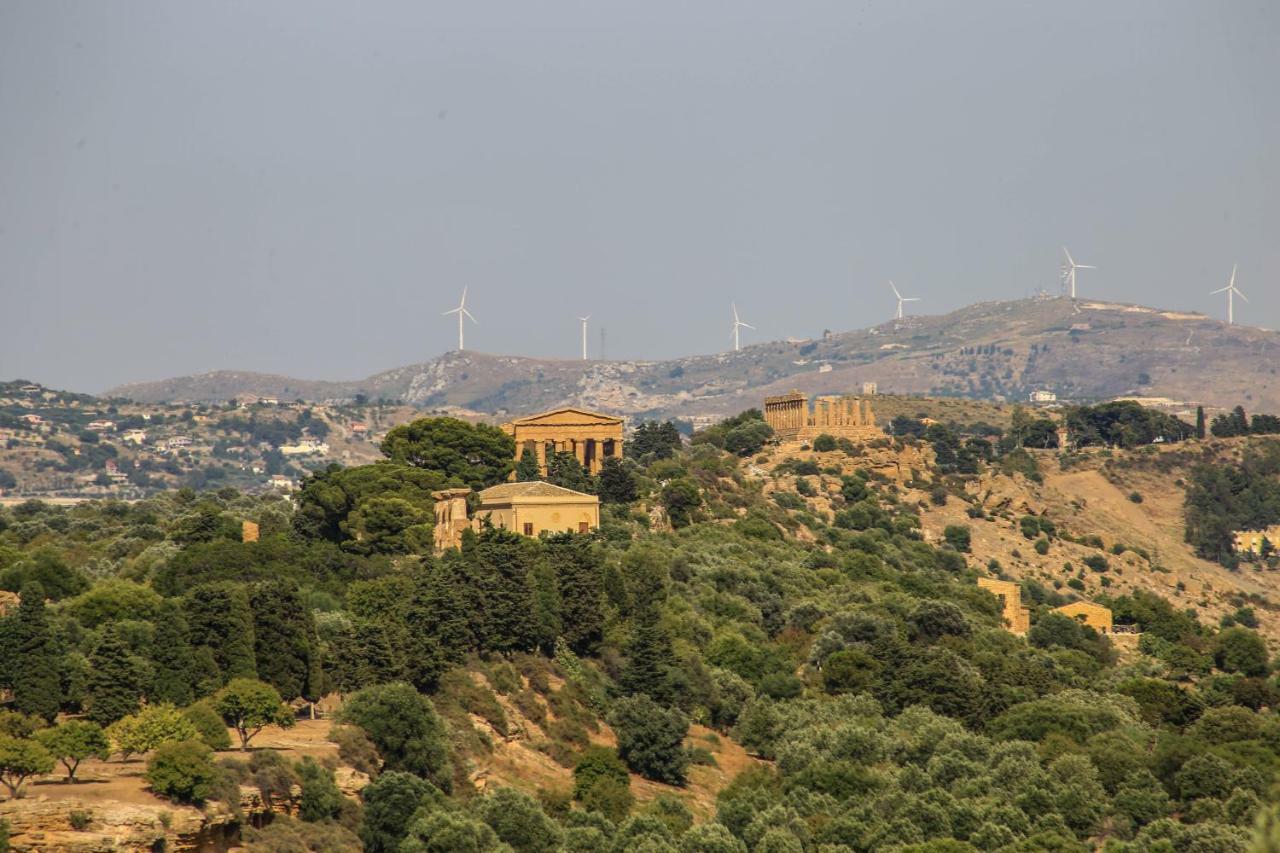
top-left (546, 452), bottom-right (593, 493)
top-left (347, 619), bottom-right (406, 691)
top-left (619, 605), bottom-right (675, 705)
top-left (191, 646), bottom-right (222, 700)
top-left (596, 457), bottom-right (638, 504)
top-left (13, 581), bottom-right (63, 722)
top-left (515, 447), bottom-right (542, 482)
top-left (469, 527), bottom-right (537, 652)
top-left (530, 559), bottom-right (561, 653)
top-left (151, 600), bottom-right (197, 706)
top-left (86, 624), bottom-right (145, 725)
top-left (545, 533), bottom-right (603, 654)
top-left (250, 580), bottom-right (315, 700)
top-left (1196, 406), bottom-right (1207, 440)
top-left (404, 560), bottom-right (470, 691)
top-left (185, 582), bottom-right (257, 682)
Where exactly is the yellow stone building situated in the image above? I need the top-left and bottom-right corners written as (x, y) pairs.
top-left (763, 390), bottom-right (880, 443)
top-left (1054, 601), bottom-right (1113, 633)
top-left (432, 482), bottom-right (600, 552)
top-left (1234, 526), bottom-right (1280, 555)
top-left (977, 577), bottom-right (1031, 635)
top-left (501, 407), bottom-right (624, 477)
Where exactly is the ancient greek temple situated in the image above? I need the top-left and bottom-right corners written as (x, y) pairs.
top-left (500, 406), bottom-right (624, 476)
top-left (763, 390), bottom-right (880, 442)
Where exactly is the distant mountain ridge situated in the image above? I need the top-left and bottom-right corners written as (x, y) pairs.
top-left (105, 298), bottom-right (1280, 419)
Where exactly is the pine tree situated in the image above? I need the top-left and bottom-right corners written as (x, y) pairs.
top-left (250, 580), bottom-right (315, 700)
top-left (86, 624), bottom-right (145, 726)
top-left (151, 600), bottom-right (196, 706)
top-left (13, 582), bottom-right (63, 722)
top-left (545, 533), bottom-right (603, 653)
top-left (185, 583), bottom-right (257, 682)
top-left (596, 457), bottom-right (638, 504)
top-left (515, 446), bottom-right (542, 482)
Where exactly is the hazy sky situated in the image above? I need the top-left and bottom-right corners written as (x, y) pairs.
top-left (1, 1), bottom-right (1276, 393)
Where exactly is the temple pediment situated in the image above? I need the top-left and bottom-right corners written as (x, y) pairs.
top-left (504, 407), bottom-right (623, 428)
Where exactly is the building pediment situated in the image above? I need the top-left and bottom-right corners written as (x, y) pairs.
top-left (505, 407), bottom-right (623, 428)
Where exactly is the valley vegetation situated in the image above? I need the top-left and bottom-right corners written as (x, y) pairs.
top-left (1, 409), bottom-right (1280, 851)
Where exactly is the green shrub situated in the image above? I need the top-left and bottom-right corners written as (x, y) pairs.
top-left (812, 435), bottom-right (837, 453)
top-left (1034, 538), bottom-right (1050, 555)
top-left (182, 701), bottom-right (232, 751)
top-left (943, 525), bottom-right (971, 553)
top-left (339, 683), bottom-right (451, 790)
top-left (68, 810), bottom-right (92, 831)
top-left (145, 739), bottom-right (219, 805)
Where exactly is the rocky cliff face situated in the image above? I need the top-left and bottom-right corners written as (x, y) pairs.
top-left (0, 784), bottom-right (307, 853)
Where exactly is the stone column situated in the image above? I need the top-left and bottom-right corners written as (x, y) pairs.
top-left (536, 440), bottom-right (547, 475)
top-left (574, 438), bottom-right (586, 468)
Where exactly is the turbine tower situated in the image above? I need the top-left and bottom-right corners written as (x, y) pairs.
top-left (731, 303), bottom-right (754, 352)
top-left (1061, 246), bottom-right (1096, 300)
top-left (889, 281), bottom-right (920, 320)
top-left (442, 287), bottom-right (477, 351)
top-left (578, 315), bottom-right (591, 360)
top-left (1211, 264), bottom-right (1248, 326)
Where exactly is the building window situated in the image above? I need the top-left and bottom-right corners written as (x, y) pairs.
top-left (579, 522), bottom-right (589, 534)
top-left (523, 523), bottom-right (534, 536)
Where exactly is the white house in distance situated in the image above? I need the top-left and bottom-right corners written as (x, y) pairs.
top-left (280, 437), bottom-right (329, 456)
top-left (122, 429), bottom-right (147, 445)
top-left (1029, 390), bottom-right (1057, 403)
top-left (87, 420), bottom-right (116, 432)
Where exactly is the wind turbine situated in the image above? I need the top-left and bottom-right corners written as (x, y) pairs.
top-left (1061, 246), bottom-right (1096, 300)
top-left (1211, 264), bottom-right (1248, 325)
top-left (731, 303), bottom-right (754, 352)
top-left (577, 315), bottom-right (591, 360)
top-left (442, 287), bottom-right (477, 351)
top-left (889, 281), bottom-right (920, 321)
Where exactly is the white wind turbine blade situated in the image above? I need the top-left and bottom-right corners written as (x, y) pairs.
top-left (1075, 264), bottom-right (1096, 270)
top-left (1235, 287), bottom-right (1250, 303)
top-left (903, 297), bottom-right (921, 303)
top-left (1063, 246), bottom-right (1075, 267)
top-left (463, 309), bottom-right (477, 323)
top-left (442, 307), bottom-right (460, 315)
top-left (1210, 285), bottom-right (1232, 294)
top-left (740, 322), bottom-right (756, 330)
top-left (890, 281), bottom-right (902, 299)
top-left (459, 286), bottom-right (468, 307)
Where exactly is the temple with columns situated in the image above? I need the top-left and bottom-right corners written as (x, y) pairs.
top-left (500, 406), bottom-right (625, 477)
top-left (763, 390), bottom-right (880, 443)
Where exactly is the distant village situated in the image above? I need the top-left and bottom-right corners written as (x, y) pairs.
top-left (0, 381), bottom-right (409, 499)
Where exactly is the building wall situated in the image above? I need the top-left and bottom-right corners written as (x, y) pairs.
top-left (1234, 526), bottom-right (1280, 554)
top-left (1055, 601), bottom-right (1113, 633)
top-left (477, 498), bottom-right (599, 538)
top-left (977, 577), bottom-right (1031, 635)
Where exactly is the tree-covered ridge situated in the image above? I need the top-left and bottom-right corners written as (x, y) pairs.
top-left (1, 413), bottom-right (1280, 850)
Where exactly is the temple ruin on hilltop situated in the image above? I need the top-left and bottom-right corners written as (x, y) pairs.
top-left (764, 390), bottom-right (881, 443)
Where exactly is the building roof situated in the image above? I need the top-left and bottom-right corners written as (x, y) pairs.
top-left (479, 481), bottom-right (597, 501)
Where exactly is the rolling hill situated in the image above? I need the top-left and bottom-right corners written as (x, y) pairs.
top-left (106, 297), bottom-right (1280, 420)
